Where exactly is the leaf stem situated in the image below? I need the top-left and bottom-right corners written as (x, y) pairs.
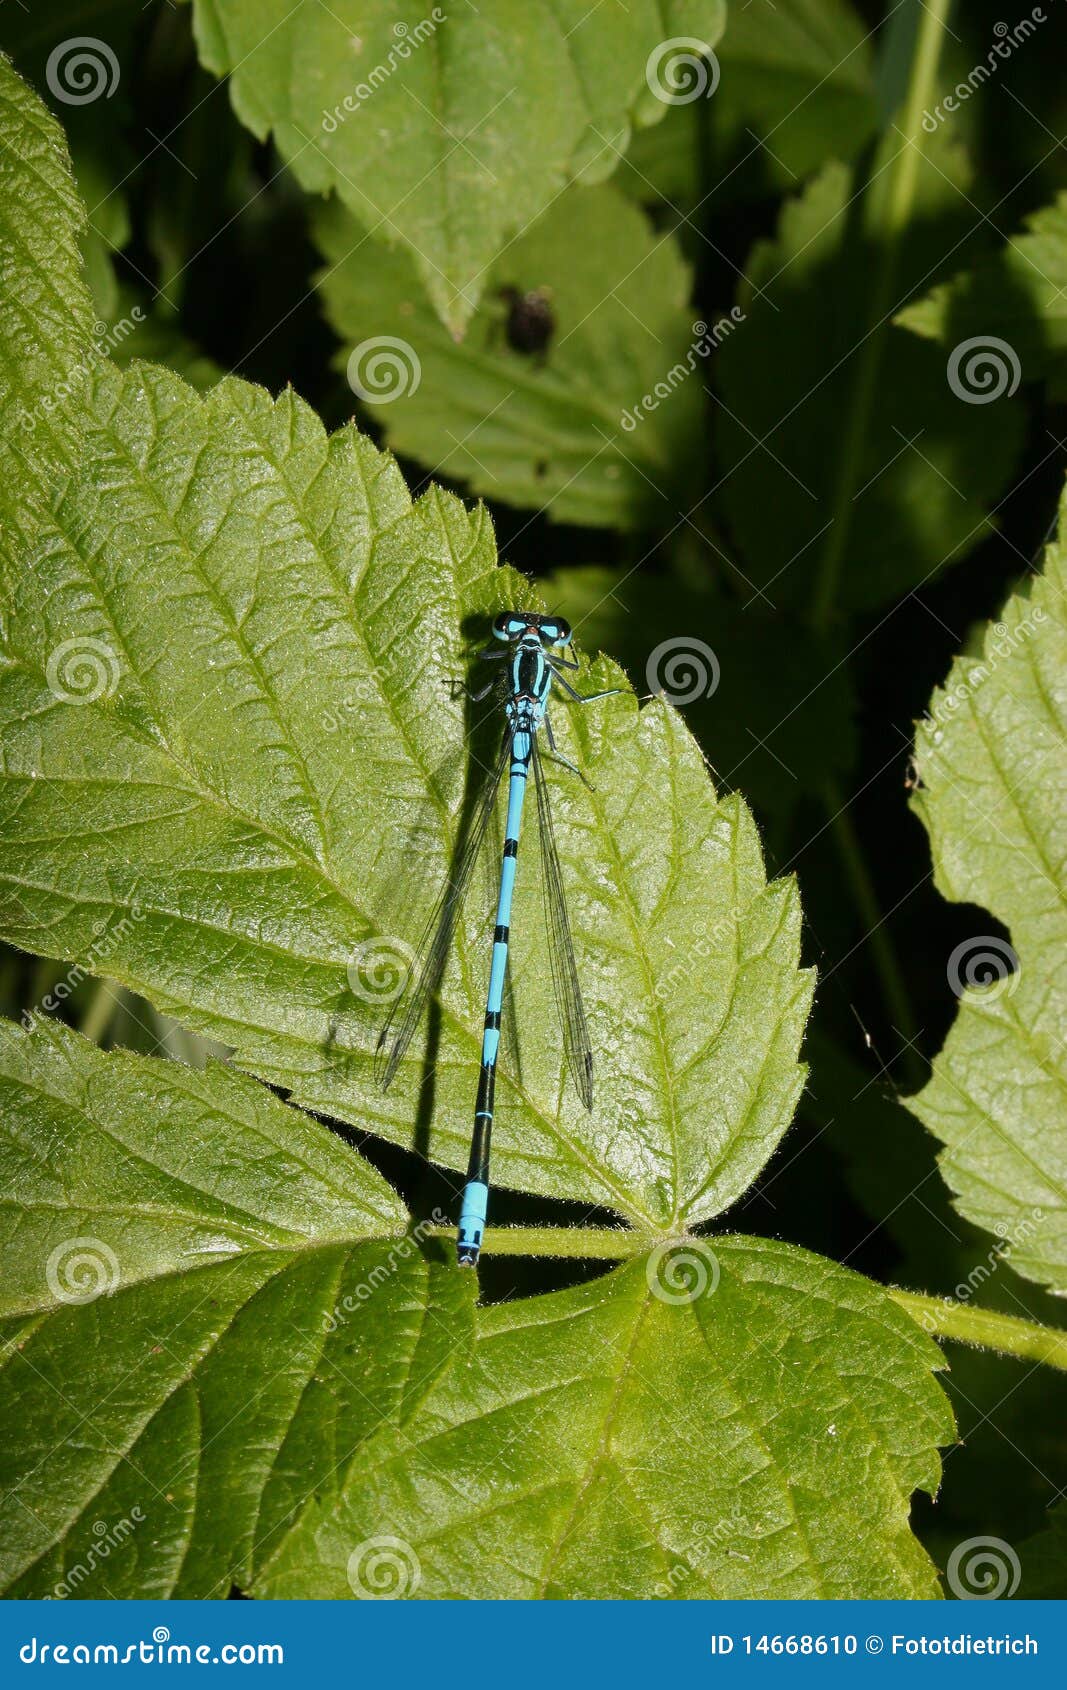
top-left (889, 1289), bottom-right (1067, 1372)
top-left (809, 0), bottom-right (953, 628)
top-left (424, 1224), bottom-right (650, 1260)
top-left (429, 1230), bottom-right (1067, 1372)
top-left (427, 1227), bottom-right (1067, 1372)
top-left (821, 776), bottom-right (924, 1090)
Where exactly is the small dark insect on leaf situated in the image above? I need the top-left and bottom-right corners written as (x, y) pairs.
top-left (500, 285), bottom-right (555, 356)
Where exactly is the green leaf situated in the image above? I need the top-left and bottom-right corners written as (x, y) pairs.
top-left (0, 358), bottom-right (812, 1230)
top-left (715, 140), bottom-right (1024, 614)
top-left (262, 1240), bottom-right (951, 1599)
top-left (617, 0), bottom-right (878, 208)
top-left (897, 192), bottom-right (1067, 401)
top-left (0, 1019), bottom-right (406, 1321)
top-left (188, 0), bottom-right (725, 334)
top-left (0, 57), bottom-right (960, 1602)
top-left (315, 185), bottom-right (704, 527)
top-left (906, 493), bottom-right (1067, 1297)
top-left (0, 1028), bottom-right (952, 1599)
top-left (0, 3), bottom-right (146, 334)
top-left (712, 0), bottom-right (877, 185)
top-left (0, 54), bottom-right (97, 550)
top-left (614, 102), bottom-right (705, 208)
top-left (2, 24), bottom-right (224, 393)
top-left (0, 1018), bottom-right (447, 1599)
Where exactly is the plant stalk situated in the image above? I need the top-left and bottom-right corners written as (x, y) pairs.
top-left (810, 0), bottom-right (954, 628)
top-left (425, 1224), bottom-right (1067, 1371)
top-left (890, 1289), bottom-right (1067, 1372)
top-left (424, 1224), bottom-right (651, 1260)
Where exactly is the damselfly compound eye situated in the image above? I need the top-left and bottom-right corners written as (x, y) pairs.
top-left (492, 612), bottom-right (524, 641)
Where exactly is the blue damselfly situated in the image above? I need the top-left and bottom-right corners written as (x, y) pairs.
top-left (377, 611), bottom-right (617, 1266)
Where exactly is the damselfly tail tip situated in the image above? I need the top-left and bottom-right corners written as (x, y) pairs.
top-left (457, 1179), bottom-right (488, 1269)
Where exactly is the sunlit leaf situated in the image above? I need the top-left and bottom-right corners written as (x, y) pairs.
top-left (907, 491), bottom-right (1067, 1297)
top-left (0, 52), bottom-right (96, 551)
top-left (0, 354), bottom-right (813, 1230)
top-left (0, 1024), bottom-right (952, 1601)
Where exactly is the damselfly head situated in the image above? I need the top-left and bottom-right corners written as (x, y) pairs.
top-left (492, 611), bottom-right (572, 648)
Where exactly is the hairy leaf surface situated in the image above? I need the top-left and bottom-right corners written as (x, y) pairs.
top-left (0, 355), bottom-right (812, 1230)
top-left (0, 53), bottom-right (96, 555)
top-left (907, 497), bottom-right (1067, 1296)
top-left (0, 1022), bottom-right (951, 1600)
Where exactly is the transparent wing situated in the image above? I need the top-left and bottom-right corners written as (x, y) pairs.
top-left (376, 736), bottom-right (508, 1090)
top-left (531, 736), bottom-right (594, 1110)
